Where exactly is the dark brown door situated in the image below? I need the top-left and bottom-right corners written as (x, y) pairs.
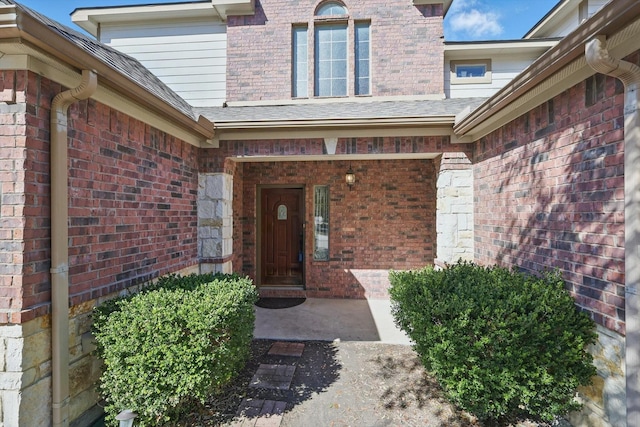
top-left (261, 188), bottom-right (304, 286)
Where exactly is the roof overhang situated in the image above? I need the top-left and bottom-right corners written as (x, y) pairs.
top-left (413, 0), bottom-right (453, 15)
top-left (454, 0), bottom-right (640, 141)
top-left (445, 39), bottom-right (560, 58)
top-left (211, 115), bottom-right (465, 146)
top-left (524, 0), bottom-right (577, 39)
top-left (0, 4), bottom-right (215, 147)
top-left (71, 0), bottom-right (255, 35)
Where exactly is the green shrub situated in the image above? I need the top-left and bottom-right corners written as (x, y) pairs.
top-left (389, 261), bottom-right (596, 423)
top-left (93, 274), bottom-right (258, 426)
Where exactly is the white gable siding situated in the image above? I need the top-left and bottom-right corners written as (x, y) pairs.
top-left (588, 0), bottom-right (608, 17)
top-left (101, 20), bottom-right (226, 107)
top-left (540, 9), bottom-right (580, 38)
top-left (445, 54), bottom-right (540, 98)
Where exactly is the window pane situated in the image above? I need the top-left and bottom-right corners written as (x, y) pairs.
top-left (333, 60), bottom-right (347, 78)
top-left (332, 78), bottom-right (347, 95)
top-left (314, 186), bottom-right (330, 261)
top-left (355, 23), bottom-right (371, 95)
top-left (317, 79), bottom-right (331, 97)
top-left (456, 65), bottom-right (486, 78)
top-left (356, 78), bottom-right (370, 95)
top-left (292, 27), bottom-right (308, 98)
top-left (332, 41), bottom-right (347, 60)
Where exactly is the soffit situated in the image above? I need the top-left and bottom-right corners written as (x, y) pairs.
top-left (445, 39), bottom-right (560, 58)
top-left (71, 0), bottom-right (254, 34)
top-left (413, 0), bottom-right (453, 15)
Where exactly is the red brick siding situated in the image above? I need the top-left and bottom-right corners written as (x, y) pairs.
top-left (0, 71), bottom-right (199, 324)
top-left (472, 60), bottom-right (632, 334)
top-left (241, 159), bottom-right (436, 298)
top-left (226, 0), bottom-right (444, 101)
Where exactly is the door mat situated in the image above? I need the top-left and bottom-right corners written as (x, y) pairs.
top-left (255, 298), bottom-right (306, 309)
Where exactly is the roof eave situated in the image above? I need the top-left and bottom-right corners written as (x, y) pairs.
top-left (0, 4), bottom-right (214, 142)
top-left (213, 115), bottom-right (460, 142)
top-left (454, 0), bottom-right (640, 139)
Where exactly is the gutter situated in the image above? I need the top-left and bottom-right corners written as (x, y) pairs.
top-left (585, 35), bottom-right (640, 427)
top-left (50, 69), bottom-right (98, 427)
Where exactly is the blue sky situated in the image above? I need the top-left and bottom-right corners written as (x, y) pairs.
top-left (18, 0), bottom-right (560, 41)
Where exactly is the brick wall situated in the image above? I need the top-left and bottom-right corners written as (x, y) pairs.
top-left (227, 0), bottom-right (444, 101)
top-left (472, 60), bottom-right (631, 334)
top-left (0, 70), bottom-right (200, 325)
top-left (241, 158), bottom-right (436, 298)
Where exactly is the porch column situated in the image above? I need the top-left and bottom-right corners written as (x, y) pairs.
top-left (198, 173), bottom-right (234, 273)
top-left (435, 153), bottom-right (474, 267)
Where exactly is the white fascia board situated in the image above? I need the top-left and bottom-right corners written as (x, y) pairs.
top-left (445, 40), bottom-right (559, 57)
top-left (71, 3), bottom-right (222, 36)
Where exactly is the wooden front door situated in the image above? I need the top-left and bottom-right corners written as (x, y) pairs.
top-left (260, 188), bottom-right (304, 286)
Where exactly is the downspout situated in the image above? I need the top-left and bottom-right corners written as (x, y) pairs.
top-left (586, 35), bottom-right (640, 427)
top-left (50, 69), bottom-right (98, 427)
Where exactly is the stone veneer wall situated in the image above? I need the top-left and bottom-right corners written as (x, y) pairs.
top-left (198, 173), bottom-right (234, 273)
top-left (435, 153), bottom-right (474, 266)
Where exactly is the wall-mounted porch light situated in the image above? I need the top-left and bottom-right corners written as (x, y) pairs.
top-left (345, 166), bottom-right (356, 188)
top-left (116, 409), bottom-right (137, 427)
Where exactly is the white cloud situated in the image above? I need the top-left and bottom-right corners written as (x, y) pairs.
top-left (449, 0), bottom-right (479, 14)
top-left (449, 9), bottom-right (503, 38)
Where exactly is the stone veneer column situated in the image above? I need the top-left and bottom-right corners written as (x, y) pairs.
top-left (435, 153), bottom-right (473, 267)
top-left (198, 173), bottom-right (234, 274)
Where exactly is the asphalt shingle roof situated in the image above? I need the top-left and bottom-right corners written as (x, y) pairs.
top-left (4, 0), bottom-right (197, 121)
top-left (4, 0), bottom-right (486, 127)
top-left (196, 98), bottom-right (488, 123)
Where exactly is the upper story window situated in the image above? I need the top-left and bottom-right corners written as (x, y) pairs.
top-left (292, 2), bottom-right (371, 98)
top-left (450, 59), bottom-right (492, 84)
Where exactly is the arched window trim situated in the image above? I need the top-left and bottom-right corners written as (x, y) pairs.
top-left (315, 1), bottom-right (348, 17)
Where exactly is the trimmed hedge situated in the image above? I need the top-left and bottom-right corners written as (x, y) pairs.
top-left (389, 261), bottom-right (596, 423)
top-left (92, 273), bottom-right (258, 426)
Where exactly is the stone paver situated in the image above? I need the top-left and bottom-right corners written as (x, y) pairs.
top-left (250, 364), bottom-right (296, 390)
top-left (231, 398), bottom-right (287, 427)
top-left (268, 342), bottom-right (305, 357)
top-left (232, 342), bottom-right (304, 427)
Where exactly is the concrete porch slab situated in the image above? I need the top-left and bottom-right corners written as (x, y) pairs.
top-left (253, 298), bottom-right (411, 344)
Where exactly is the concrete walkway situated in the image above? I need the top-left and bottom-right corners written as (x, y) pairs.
top-left (253, 298), bottom-right (411, 345)
top-left (228, 298), bottom-right (413, 427)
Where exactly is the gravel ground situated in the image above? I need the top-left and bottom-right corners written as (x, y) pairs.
top-left (173, 339), bottom-right (568, 427)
